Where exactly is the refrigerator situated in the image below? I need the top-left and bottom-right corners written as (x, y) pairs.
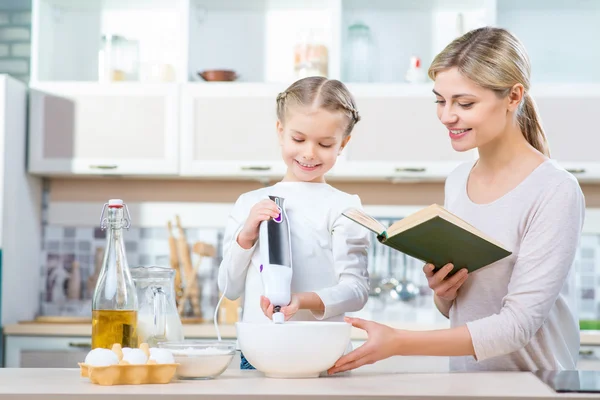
top-left (0, 74), bottom-right (43, 365)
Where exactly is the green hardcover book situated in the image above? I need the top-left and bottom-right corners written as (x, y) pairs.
top-left (342, 204), bottom-right (511, 275)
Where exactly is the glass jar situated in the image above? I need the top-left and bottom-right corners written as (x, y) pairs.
top-left (131, 266), bottom-right (184, 347)
top-left (99, 34), bottom-right (140, 82)
top-left (343, 22), bottom-right (376, 82)
top-left (294, 29), bottom-right (328, 79)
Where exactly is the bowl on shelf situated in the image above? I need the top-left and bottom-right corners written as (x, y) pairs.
top-left (236, 321), bottom-right (351, 378)
top-left (197, 69), bottom-right (239, 82)
top-left (158, 340), bottom-right (236, 380)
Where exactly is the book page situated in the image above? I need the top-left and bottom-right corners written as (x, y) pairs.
top-left (341, 208), bottom-right (386, 235)
top-left (386, 204), bottom-right (441, 237)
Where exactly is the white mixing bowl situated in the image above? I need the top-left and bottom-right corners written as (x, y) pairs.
top-left (236, 321), bottom-right (351, 378)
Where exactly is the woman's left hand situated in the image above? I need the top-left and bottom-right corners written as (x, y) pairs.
top-left (260, 295), bottom-right (300, 321)
top-left (327, 317), bottom-right (402, 374)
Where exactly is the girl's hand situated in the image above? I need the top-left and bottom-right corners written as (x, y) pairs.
top-left (423, 263), bottom-right (469, 302)
top-left (327, 317), bottom-right (401, 374)
top-left (237, 199), bottom-right (280, 249)
top-left (260, 295), bottom-right (300, 321)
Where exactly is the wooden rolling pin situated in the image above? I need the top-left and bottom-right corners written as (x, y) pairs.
top-left (167, 220), bottom-right (183, 304)
top-left (175, 215), bottom-right (201, 317)
top-left (177, 242), bottom-right (216, 317)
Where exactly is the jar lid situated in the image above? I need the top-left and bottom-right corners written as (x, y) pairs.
top-left (108, 199), bottom-right (124, 208)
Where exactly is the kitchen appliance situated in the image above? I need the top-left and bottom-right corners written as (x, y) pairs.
top-left (535, 370), bottom-right (600, 393)
top-left (259, 196), bottom-right (293, 324)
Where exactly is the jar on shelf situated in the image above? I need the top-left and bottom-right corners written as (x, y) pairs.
top-left (99, 34), bottom-right (140, 82)
top-left (343, 22), bottom-right (376, 83)
top-left (293, 29), bottom-right (328, 79)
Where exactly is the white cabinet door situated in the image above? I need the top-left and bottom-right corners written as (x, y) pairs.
top-left (331, 84), bottom-right (476, 182)
top-left (532, 86), bottom-right (600, 182)
top-left (180, 83), bottom-right (286, 180)
top-left (28, 83), bottom-right (180, 176)
top-left (4, 336), bottom-right (91, 368)
top-left (578, 347), bottom-right (600, 371)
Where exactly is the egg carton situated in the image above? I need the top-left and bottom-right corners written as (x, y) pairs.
top-left (79, 343), bottom-right (179, 386)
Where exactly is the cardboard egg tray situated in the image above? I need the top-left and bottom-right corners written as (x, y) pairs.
top-left (79, 343), bottom-right (178, 386)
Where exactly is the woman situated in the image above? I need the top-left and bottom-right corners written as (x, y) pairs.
top-left (328, 27), bottom-right (585, 374)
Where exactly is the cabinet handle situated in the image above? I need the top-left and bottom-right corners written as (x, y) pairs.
top-left (68, 342), bottom-right (91, 348)
top-left (566, 168), bottom-right (585, 174)
top-left (89, 165), bottom-right (118, 170)
top-left (580, 349), bottom-right (594, 356)
top-left (240, 166), bottom-right (271, 171)
top-left (395, 167), bottom-right (426, 173)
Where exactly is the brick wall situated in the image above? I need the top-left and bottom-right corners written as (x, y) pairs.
top-left (0, 1), bottom-right (32, 83)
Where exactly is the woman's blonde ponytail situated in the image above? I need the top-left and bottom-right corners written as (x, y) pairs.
top-left (519, 93), bottom-right (550, 157)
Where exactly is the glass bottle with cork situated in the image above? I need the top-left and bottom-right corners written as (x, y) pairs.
top-left (92, 199), bottom-right (138, 349)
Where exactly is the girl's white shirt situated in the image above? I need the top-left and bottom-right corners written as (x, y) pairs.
top-left (218, 181), bottom-right (371, 323)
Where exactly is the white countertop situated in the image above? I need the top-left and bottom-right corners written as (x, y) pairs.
top-left (2, 321), bottom-right (451, 341)
top-left (4, 322), bottom-right (600, 346)
top-left (0, 368), bottom-right (596, 399)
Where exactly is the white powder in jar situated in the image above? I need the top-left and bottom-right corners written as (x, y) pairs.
top-left (171, 347), bottom-right (234, 379)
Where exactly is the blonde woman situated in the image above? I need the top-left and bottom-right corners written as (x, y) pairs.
top-left (329, 27), bottom-right (585, 373)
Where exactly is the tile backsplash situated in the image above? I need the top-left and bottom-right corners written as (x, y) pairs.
top-left (39, 225), bottom-right (223, 319)
top-left (38, 221), bottom-right (600, 324)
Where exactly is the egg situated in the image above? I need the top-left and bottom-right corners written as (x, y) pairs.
top-left (122, 348), bottom-right (148, 365)
top-left (122, 347), bottom-right (132, 356)
top-left (149, 348), bottom-right (175, 364)
top-left (84, 348), bottom-right (119, 366)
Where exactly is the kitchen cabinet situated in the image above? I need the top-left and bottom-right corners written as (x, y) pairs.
top-left (530, 86), bottom-right (600, 182)
top-left (578, 346), bottom-right (600, 371)
top-left (331, 84), bottom-right (476, 182)
top-left (179, 83), bottom-right (286, 180)
top-left (26, 1), bottom-right (600, 182)
top-left (31, 0), bottom-right (188, 83)
top-left (4, 336), bottom-right (91, 368)
top-left (27, 83), bottom-right (180, 176)
top-left (496, 0), bottom-right (600, 84)
top-left (31, 0), bottom-right (600, 85)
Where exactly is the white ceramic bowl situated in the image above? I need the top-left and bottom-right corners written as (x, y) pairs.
top-left (236, 321), bottom-right (351, 378)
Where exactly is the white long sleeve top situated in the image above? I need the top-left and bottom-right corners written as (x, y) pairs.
top-left (445, 160), bottom-right (585, 371)
top-left (218, 181), bottom-right (370, 323)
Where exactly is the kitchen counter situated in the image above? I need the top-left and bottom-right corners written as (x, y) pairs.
top-left (0, 368), bottom-right (595, 399)
top-left (2, 321), bottom-right (451, 341)
top-left (4, 322), bottom-right (600, 345)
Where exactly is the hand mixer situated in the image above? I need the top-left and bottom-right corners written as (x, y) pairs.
top-left (258, 195), bottom-right (293, 324)
top-left (213, 195), bottom-right (293, 340)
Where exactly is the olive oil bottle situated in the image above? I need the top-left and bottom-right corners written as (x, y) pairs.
top-left (91, 199), bottom-right (138, 349)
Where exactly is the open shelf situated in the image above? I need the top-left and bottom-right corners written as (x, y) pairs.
top-left (497, 0), bottom-right (600, 83)
top-left (31, 0), bottom-right (600, 85)
top-left (187, 0), bottom-right (339, 83)
top-left (32, 0), bottom-right (187, 83)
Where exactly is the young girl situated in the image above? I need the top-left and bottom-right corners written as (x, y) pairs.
top-left (329, 27), bottom-right (585, 374)
top-left (217, 77), bottom-right (370, 369)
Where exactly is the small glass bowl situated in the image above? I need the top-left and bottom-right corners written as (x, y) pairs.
top-left (158, 340), bottom-right (236, 380)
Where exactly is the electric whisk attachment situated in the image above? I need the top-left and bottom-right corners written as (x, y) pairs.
top-left (272, 306), bottom-right (285, 324)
